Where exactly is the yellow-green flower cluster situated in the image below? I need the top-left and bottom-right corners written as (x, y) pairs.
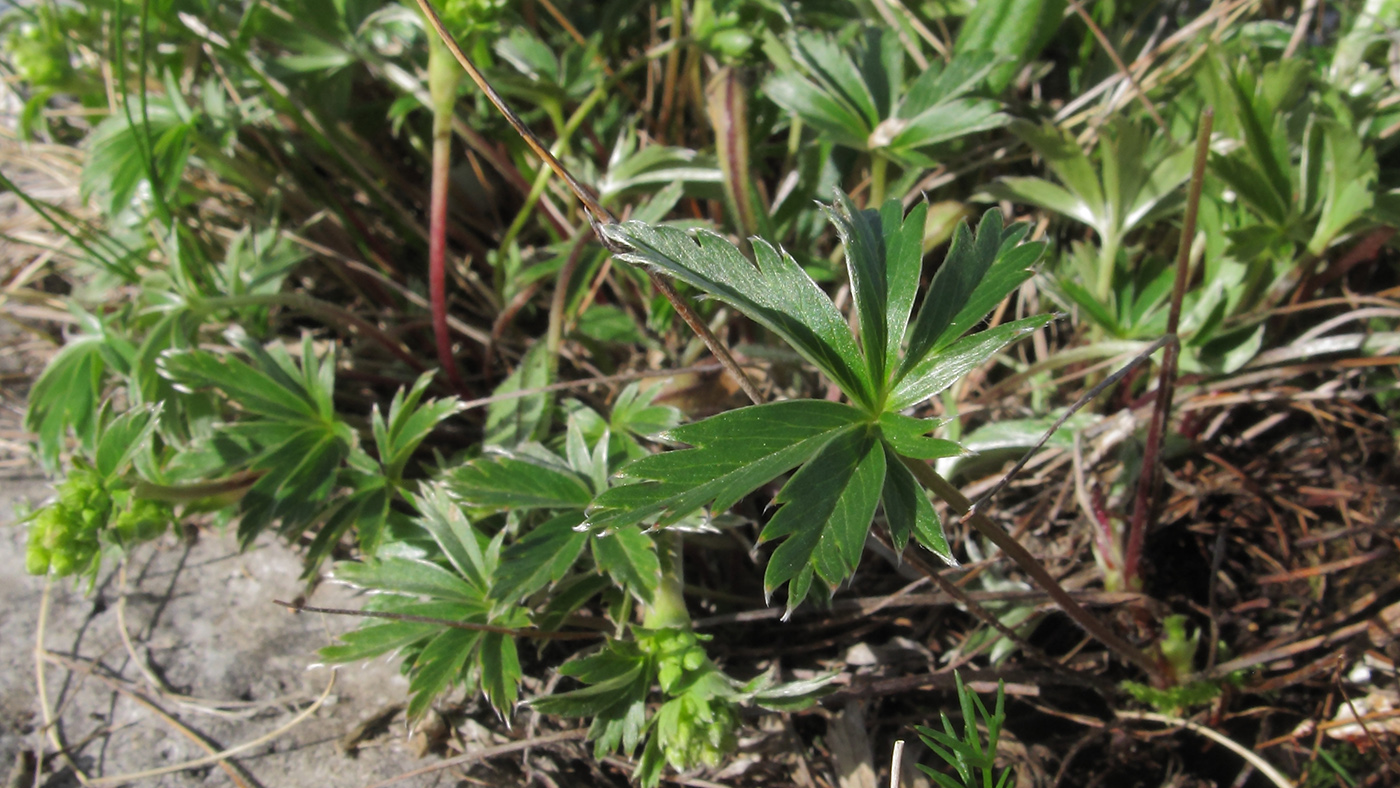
top-left (640, 629), bottom-right (739, 772)
top-left (25, 466), bottom-right (172, 578)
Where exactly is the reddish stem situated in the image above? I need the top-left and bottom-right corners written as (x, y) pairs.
top-left (1123, 109), bottom-right (1213, 585)
top-left (430, 131), bottom-right (471, 397)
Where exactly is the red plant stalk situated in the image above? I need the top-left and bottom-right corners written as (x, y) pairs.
top-left (428, 32), bottom-right (471, 397)
top-left (1123, 109), bottom-right (1214, 586)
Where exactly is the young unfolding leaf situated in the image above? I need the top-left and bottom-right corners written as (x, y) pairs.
top-left (371, 370), bottom-right (462, 482)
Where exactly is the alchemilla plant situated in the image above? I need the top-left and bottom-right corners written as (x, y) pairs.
top-left (9, 0), bottom-right (1395, 785)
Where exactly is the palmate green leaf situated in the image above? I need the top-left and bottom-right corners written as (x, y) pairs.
top-left (491, 512), bottom-right (588, 604)
top-left (303, 477), bottom-right (390, 572)
top-left (1307, 118), bottom-right (1376, 254)
top-left (953, 0), bottom-right (1065, 93)
top-left (318, 600), bottom-right (477, 663)
top-left (82, 96), bottom-right (194, 218)
top-left (485, 342), bottom-right (552, 448)
top-left (93, 403), bottom-right (161, 480)
top-left (445, 449), bottom-right (593, 510)
top-left (414, 483), bottom-right (494, 594)
top-left (26, 335), bottom-right (108, 471)
top-left (334, 556), bottom-right (483, 604)
top-left (478, 632), bottom-right (522, 715)
top-left (876, 413), bottom-right (962, 461)
top-left (880, 200), bottom-right (927, 374)
top-left (824, 192), bottom-right (888, 386)
top-left (981, 177), bottom-right (1095, 227)
top-left (531, 656), bottom-right (649, 718)
top-left (808, 431), bottom-right (885, 590)
top-left (609, 382), bottom-right (681, 439)
top-left (592, 526), bottom-right (661, 604)
top-left (890, 315), bottom-right (1056, 411)
top-left (880, 444), bottom-right (948, 557)
top-left (235, 421), bottom-right (352, 544)
top-left (901, 209), bottom-right (1044, 375)
top-left (932, 231), bottom-right (1044, 352)
top-left (788, 31), bottom-right (879, 129)
top-left (1057, 279), bottom-right (1121, 334)
top-left (1006, 121), bottom-right (1105, 223)
top-left (762, 72), bottom-right (868, 149)
top-left (372, 370), bottom-right (461, 481)
top-left (889, 98), bottom-right (1006, 155)
top-left (601, 222), bottom-right (874, 410)
top-left (407, 628), bottom-right (482, 719)
top-left (159, 346), bottom-right (318, 423)
top-left (899, 52), bottom-right (1001, 119)
top-left (585, 400), bottom-right (868, 532)
top-left (758, 425), bottom-right (879, 610)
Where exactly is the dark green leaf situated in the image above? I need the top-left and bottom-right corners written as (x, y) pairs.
top-left (491, 512), bottom-right (589, 604)
top-left (25, 335), bottom-right (107, 470)
top-left (601, 221), bottom-right (874, 409)
top-left (824, 192), bottom-right (887, 386)
top-left (809, 434), bottom-right (885, 587)
top-left (334, 557), bottom-right (483, 604)
top-left (880, 200), bottom-right (927, 374)
top-left (414, 484), bottom-right (492, 594)
top-left (931, 235), bottom-right (1045, 352)
top-left (758, 425), bottom-right (878, 604)
top-left (94, 403), bottom-right (161, 480)
top-left (485, 342), bottom-right (553, 448)
top-left (159, 348), bottom-right (317, 423)
top-left (531, 660), bottom-right (648, 718)
top-left (903, 210), bottom-right (1006, 372)
top-left (318, 600), bottom-right (476, 663)
top-left (592, 527), bottom-right (661, 604)
top-left (478, 632), bottom-right (521, 715)
top-left (407, 628), bottom-right (481, 719)
top-left (890, 315), bottom-right (1055, 410)
top-left (446, 451), bottom-right (593, 510)
top-left (877, 413), bottom-right (962, 461)
top-left (237, 423), bottom-right (350, 544)
top-left (587, 401), bottom-right (868, 531)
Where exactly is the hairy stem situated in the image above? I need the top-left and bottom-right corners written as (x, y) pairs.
top-left (869, 154), bottom-right (888, 208)
top-left (643, 531), bottom-right (692, 630)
